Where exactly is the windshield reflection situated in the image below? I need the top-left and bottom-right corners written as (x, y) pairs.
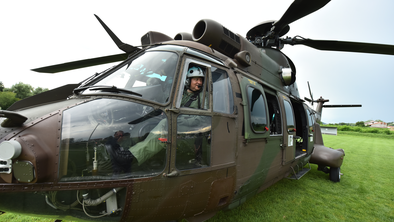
top-left (88, 51), bottom-right (178, 104)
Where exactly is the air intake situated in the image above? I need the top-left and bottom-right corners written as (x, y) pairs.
top-left (192, 19), bottom-right (241, 58)
top-left (174, 32), bottom-right (193, 41)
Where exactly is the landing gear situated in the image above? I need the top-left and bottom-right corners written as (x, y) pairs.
top-left (329, 167), bottom-right (341, 182)
top-left (317, 165), bottom-right (341, 182)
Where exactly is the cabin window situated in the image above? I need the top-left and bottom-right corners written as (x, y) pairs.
top-left (247, 86), bottom-right (267, 133)
top-left (284, 100), bottom-right (295, 132)
top-left (176, 115), bottom-right (211, 170)
top-left (306, 108), bottom-right (314, 133)
top-left (212, 67), bottom-right (234, 114)
top-left (265, 93), bottom-right (282, 135)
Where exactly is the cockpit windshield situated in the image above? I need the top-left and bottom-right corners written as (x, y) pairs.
top-left (87, 51), bottom-right (178, 104)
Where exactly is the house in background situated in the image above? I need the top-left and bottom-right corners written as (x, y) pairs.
top-left (364, 121), bottom-right (388, 128)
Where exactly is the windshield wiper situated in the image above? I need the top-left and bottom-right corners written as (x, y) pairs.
top-left (73, 85), bottom-right (107, 95)
top-left (89, 86), bottom-right (142, 97)
top-left (128, 109), bottom-right (163, 124)
top-left (73, 85), bottom-right (142, 97)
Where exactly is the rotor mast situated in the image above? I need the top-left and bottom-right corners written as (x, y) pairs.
top-left (314, 96), bottom-right (329, 123)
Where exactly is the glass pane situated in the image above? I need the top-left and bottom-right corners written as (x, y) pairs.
top-left (60, 99), bottom-right (167, 181)
top-left (306, 108), bottom-right (314, 132)
top-left (266, 93), bottom-right (282, 135)
top-left (212, 67), bottom-right (234, 114)
top-left (90, 51), bottom-right (178, 104)
top-left (176, 115), bottom-right (211, 170)
top-left (284, 100), bottom-right (295, 130)
top-left (247, 87), bottom-right (267, 132)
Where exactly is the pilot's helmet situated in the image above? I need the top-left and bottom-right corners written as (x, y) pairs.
top-left (185, 66), bottom-right (204, 88)
top-left (187, 67), bottom-right (204, 78)
top-left (146, 77), bottom-right (161, 86)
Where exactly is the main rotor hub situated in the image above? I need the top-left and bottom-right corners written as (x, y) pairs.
top-left (246, 20), bottom-right (290, 48)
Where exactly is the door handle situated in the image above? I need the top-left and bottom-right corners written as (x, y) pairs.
top-left (165, 170), bottom-right (180, 177)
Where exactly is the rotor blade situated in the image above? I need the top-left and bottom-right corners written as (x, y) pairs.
top-left (304, 97), bottom-right (312, 102)
top-left (307, 81), bottom-right (314, 103)
top-left (272, 0), bottom-right (330, 33)
top-left (94, 14), bottom-right (139, 54)
top-left (289, 38), bottom-right (394, 55)
top-left (31, 53), bottom-right (127, 73)
top-left (323, 105), bottom-right (362, 108)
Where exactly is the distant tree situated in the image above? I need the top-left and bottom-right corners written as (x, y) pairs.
top-left (33, 87), bottom-right (49, 95)
top-left (6, 82), bottom-right (34, 99)
top-left (375, 119), bottom-right (384, 122)
top-left (0, 91), bottom-right (19, 110)
top-left (355, 121), bottom-right (365, 127)
top-left (0, 82), bottom-right (49, 109)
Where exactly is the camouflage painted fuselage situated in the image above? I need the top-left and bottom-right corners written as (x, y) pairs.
top-left (0, 19), bottom-right (340, 222)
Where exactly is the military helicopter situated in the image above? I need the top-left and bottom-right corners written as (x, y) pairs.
top-left (1, 0), bottom-right (394, 221)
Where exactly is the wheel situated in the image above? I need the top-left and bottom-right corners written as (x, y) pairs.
top-left (329, 167), bottom-right (341, 182)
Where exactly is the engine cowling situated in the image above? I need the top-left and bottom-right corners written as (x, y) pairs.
top-left (192, 19), bottom-right (241, 58)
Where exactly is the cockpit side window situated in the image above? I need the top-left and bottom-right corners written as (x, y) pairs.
top-left (175, 115), bottom-right (211, 170)
top-left (178, 62), bottom-right (209, 110)
top-left (174, 60), bottom-right (214, 171)
top-left (212, 67), bottom-right (234, 114)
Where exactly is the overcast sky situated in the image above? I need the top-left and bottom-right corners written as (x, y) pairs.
top-left (1, 0), bottom-right (393, 123)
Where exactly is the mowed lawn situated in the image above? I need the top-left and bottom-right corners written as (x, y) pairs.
top-left (1, 133), bottom-right (393, 221)
top-left (208, 133), bottom-right (394, 222)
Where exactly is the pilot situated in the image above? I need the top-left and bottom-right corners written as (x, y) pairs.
top-left (106, 130), bottom-right (134, 174)
top-left (128, 66), bottom-right (208, 166)
top-left (181, 67), bottom-right (208, 109)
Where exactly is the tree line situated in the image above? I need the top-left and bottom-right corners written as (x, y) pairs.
top-left (0, 81), bottom-right (48, 110)
top-left (328, 121), bottom-right (394, 127)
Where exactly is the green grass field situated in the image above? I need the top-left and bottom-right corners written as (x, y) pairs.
top-left (1, 132), bottom-right (393, 221)
top-left (208, 132), bottom-right (394, 221)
